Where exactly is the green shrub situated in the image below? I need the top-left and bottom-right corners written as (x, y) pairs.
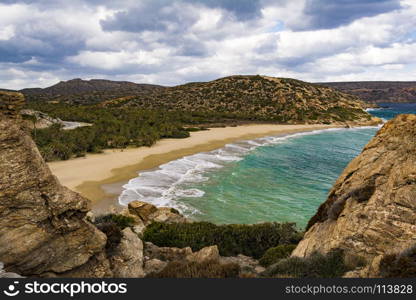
top-left (185, 127), bottom-right (207, 132)
top-left (146, 259), bottom-right (240, 278)
top-left (163, 130), bottom-right (190, 139)
top-left (93, 214), bottom-right (136, 255)
top-left (259, 244), bottom-right (297, 267)
top-left (263, 249), bottom-right (352, 278)
top-left (94, 214), bottom-right (135, 230)
top-left (95, 222), bottom-right (122, 255)
top-left (143, 221), bottom-right (301, 259)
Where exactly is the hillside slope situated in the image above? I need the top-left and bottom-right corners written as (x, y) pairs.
top-left (320, 81), bottom-right (416, 103)
top-left (121, 75), bottom-right (373, 124)
top-left (21, 78), bottom-right (165, 104)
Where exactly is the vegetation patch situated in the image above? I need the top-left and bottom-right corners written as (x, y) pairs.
top-left (91, 215), bottom-right (126, 255)
top-left (94, 214), bottom-right (135, 229)
top-left (263, 249), bottom-right (353, 278)
top-left (27, 103), bottom-right (192, 161)
top-left (92, 214), bottom-right (136, 255)
top-left (143, 221), bottom-right (302, 259)
top-left (379, 244), bottom-right (416, 278)
top-left (259, 244), bottom-right (297, 267)
top-left (146, 259), bottom-right (240, 278)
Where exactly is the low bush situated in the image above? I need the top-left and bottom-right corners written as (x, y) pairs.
top-left (95, 222), bottom-right (122, 255)
top-left (93, 214), bottom-right (136, 255)
top-left (259, 244), bottom-right (297, 267)
top-left (146, 259), bottom-right (240, 278)
top-left (94, 214), bottom-right (135, 229)
top-left (143, 221), bottom-right (302, 259)
top-left (379, 245), bottom-right (416, 278)
top-left (263, 249), bottom-right (352, 278)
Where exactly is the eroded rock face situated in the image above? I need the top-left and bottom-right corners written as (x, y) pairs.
top-left (293, 114), bottom-right (416, 267)
top-left (144, 242), bottom-right (193, 262)
top-left (109, 228), bottom-right (144, 278)
top-left (127, 200), bottom-right (188, 225)
top-left (186, 246), bottom-right (220, 263)
top-left (0, 91), bottom-right (107, 276)
top-left (142, 242), bottom-right (264, 277)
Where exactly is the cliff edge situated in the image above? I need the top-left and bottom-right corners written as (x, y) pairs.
top-left (0, 91), bottom-right (108, 277)
top-left (293, 114), bottom-right (416, 275)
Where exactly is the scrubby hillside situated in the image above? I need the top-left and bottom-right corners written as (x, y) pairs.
top-left (121, 75), bottom-right (372, 124)
top-left (21, 78), bottom-right (165, 104)
top-left (15, 75), bottom-right (375, 124)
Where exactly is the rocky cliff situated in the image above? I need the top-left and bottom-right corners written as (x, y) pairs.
top-left (0, 91), bottom-right (110, 277)
top-left (292, 114), bottom-right (416, 275)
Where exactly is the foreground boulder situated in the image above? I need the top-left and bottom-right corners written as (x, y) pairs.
top-left (109, 228), bottom-right (144, 277)
top-left (127, 200), bottom-right (187, 225)
top-left (293, 114), bottom-right (416, 275)
top-left (0, 92), bottom-right (109, 277)
top-left (143, 242), bottom-right (264, 277)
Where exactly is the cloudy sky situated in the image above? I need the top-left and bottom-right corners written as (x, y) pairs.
top-left (0, 0), bottom-right (415, 89)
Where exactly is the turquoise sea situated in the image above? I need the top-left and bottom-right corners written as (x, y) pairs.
top-left (119, 103), bottom-right (416, 229)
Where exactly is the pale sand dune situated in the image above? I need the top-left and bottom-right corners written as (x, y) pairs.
top-left (48, 124), bottom-right (340, 203)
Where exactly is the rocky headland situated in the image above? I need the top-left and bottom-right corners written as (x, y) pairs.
top-left (0, 91), bottom-right (108, 277)
top-left (292, 114), bottom-right (416, 277)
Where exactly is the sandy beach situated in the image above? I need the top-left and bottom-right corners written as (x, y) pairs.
top-left (48, 123), bottom-right (340, 210)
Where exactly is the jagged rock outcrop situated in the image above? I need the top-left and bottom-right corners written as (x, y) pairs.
top-left (20, 109), bottom-right (92, 130)
top-left (108, 228), bottom-right (144, 277)
top-left (292, 114), bottom-right (416, 275)
top-left (142, 242), bottom-right (265, 277)
top-left (127, 200), bottom-right (188, 225)
top-left (20, 109), bottom-right (63, 129)
top-left (144, 242), bottom-right (193, 262)
top-left (0, 91), bottom-right (109, 277)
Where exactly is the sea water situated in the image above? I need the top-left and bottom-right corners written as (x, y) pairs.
top-left (119, 103), bottom-right (416, 229)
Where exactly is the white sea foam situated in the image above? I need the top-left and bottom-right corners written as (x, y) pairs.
top-left (365, 108), bottom-right (384, 112)
top-left (118, 126), bottom-right (378, 216)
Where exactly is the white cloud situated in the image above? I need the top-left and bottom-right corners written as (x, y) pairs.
top-left (0, 0), bottom-right (415, 89)
top-left (68, 48), bottom-right (171, 70)
top-left (0, 66), bottom-right (61, 89)
top-left (0, 25), bottom-right (15, 40)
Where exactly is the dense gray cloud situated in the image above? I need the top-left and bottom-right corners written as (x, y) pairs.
top-left (101, 0), bottom-right (263, 33)
top-left (0, 0), bottom-right (415, 89)
top-left (301, 0), bottom-right (402, 30)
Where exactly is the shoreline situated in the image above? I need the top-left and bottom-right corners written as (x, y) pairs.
top-left (48, 124), bottom-right (344, 211)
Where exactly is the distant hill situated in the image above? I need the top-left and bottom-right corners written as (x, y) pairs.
top-left (112, 75), bottom-right (372, 124)
top-left (5, 76), bottom-right (377, 124)
top-left (319, 81), bottom-right (416, 103)
top-left (20, 78), bottom-right (165, 104)
top-left (0, 88), bottom-right (16, 93)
